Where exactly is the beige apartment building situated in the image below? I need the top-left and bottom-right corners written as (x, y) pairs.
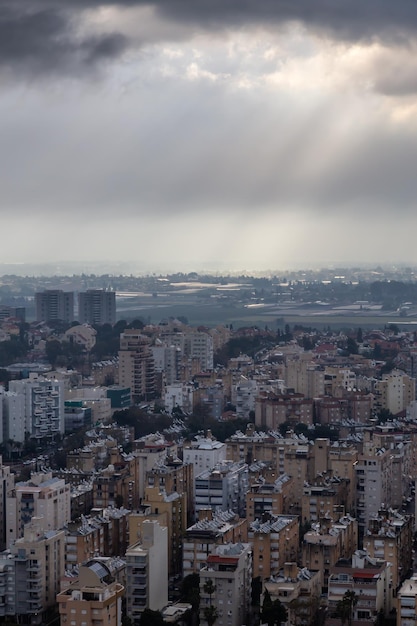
top-left (249, 512), bottom-right (299, 579)
top-left (302, 515), bottom-right (358, 590)
top-left (182, 509), bottom-right (248, 577)
top-left (58, 558), bottom-right (124, 626)
top-left (118, 330), bottom-right (155, 402)
top-left (363, 509), bottom-right (413, 591)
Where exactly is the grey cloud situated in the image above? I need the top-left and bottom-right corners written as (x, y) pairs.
top-left (0, 5), bottom-right (127, 75)
top-left (2, 1), bottom-right (417, 75)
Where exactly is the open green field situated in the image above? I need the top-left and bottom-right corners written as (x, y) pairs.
top-left (117, 301), bottom-right (417, 330)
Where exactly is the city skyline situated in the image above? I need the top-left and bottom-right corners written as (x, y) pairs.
top-left (2, 1), bottom-right (417, 271)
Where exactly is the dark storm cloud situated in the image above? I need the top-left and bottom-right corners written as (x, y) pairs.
top-left (0, 5), bottom-right (127, 75)
top-left (1, 1), bottom-right (417, 74)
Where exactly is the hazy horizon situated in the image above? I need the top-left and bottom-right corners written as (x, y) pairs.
top-left (0, 259), bottom-right (417, 279)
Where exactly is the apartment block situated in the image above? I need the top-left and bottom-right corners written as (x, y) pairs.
top-left (199, 542), bottom-right (252, 626)
top-left (255, 392), bottom-right (313, 429)
top-left (78, 289), bottom-right (116, 325)
top-left (397, 575), bottom-right (417, 626)
top-left (0, 457), bottom-right (13, 551)
top-left (195, 461), bottom-right (248, 518)
top-left (327, 551), bottom-right (392, 625)
top-left (125, 520), bottom-right (168, 623)
top-left (183, 433), bottom-right (227, 475)
top-left (355, 447), bottom-right (393, 534)
top-left (35, 289), bottom-right (74, 322)
top-left (118, 331), bottom-right (155, 402)
top-left (183, 510), bottom-right (248, 577)
top-left (246, 473), bottom-right (293, 521)
top-left (9, 376), bottom-right (65, 441)
top-left (249, 512), bottom-right (299, 579)
top-left (374, 370), bottom-right (416, 416)
top-left (7, 471), bottom-right (71, 542)
top-left (0, 517), bottom-right (65, 625)
top-left (302, 515), bottom-right (358, 590)
top-left (264, 562), bottom-right (321, 626)
top-left (363, 509), bottom-right (413, 591)
top-left (57, 558), bottom-right (124, 626)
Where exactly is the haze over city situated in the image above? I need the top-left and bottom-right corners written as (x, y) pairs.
top-left (2, 1), bottom-right (417, 272)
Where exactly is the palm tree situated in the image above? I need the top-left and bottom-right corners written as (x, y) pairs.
top-left (202, 579), bottom-right (217, 625)
top-left (203, 605), bottom-right (218, 626)
top-left (335, 590), bottom-right (358, 626)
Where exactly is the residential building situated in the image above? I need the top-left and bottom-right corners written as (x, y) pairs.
top-left (57, 557), bottom-right (124, 626)
top-left (302, 474), bottom-right (352, 523)
top-left (151, 343), bottom-right (180, 386)
top-left (199, 542), bottom-right (252, 626)
top-left (327, 551), bottom-right (392, 625)
top-left (302, 515), bottom-right (358, 590)
top-left (9, 375), bottom-right (65, 442)
top-left (363, 509), bottom-right (413, 591)
top-left (78, 289), bottom-right (116, 325)
top-left (143, 467), bottom-right (187, 576)
top-left (64, 324), bottom-right (97, 351)
top-left (1, 389), bottom-right (27, 443)
top-left (231, 376), bottom-right (258, 418)
top-left (125, 520), bottom-right (168, 623)
top-left (285, 358), bottom-right (325, 398)
top-left (0, 517), bottom-right (65, 625)
top-left (7, 471), bottom-right (71, 542)
top-left (246, 473), bottom-right (293, 521)
top-left (355, 445), bottom-right (393, 534)
top-left (183, 510), bottom-right (248, 577)
top-left (195, 461), bottom-right (248, 518)
top-left (183, 433), bottom-right (227, 476)
top-left (0, 457), bottom-right (13, 551)
top-left (249, 512), bottom-right (299, 579)
top-left (164, 381), bottom-right (194, 413)
top-left (65, 508), bottom-right (130, 570)
top-left (160, 330), bottom-right (213, 371)
top-left (264, 562), bottom-right (321, 626)
top-left (35, 289), bottom-right (74, 322)
top-left (374, 370), bottom-right (416, 416)
top-left (118, 331), bottom-right (155, 402)
top-left (255, 392), bottom-right (314, 429)
top-left (397, 574), bottom-right (417, 626)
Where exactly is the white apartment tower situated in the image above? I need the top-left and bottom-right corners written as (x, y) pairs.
top-left (183, 434), bottom-right (227, 475)
top-left (125, 520), bottom-right (168, 624)
top-left (9, 376), bottom-right (65, 441)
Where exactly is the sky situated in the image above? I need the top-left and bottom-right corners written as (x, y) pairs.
top-left (1, 1), bottom-right (417, 274)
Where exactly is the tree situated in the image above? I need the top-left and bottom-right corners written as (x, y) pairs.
top-left (139, 608), bottom-right (164, 626)
top-left (346, 337), bottom-right (359, 355)
top-left (203, 578), bottom-right (216, 603)
top-left (203, 605), bottom-right (218, 626)
top-left (261, 589), bottom-right (288, 626)
top-left (181, 573), bottom-right (200, 612)
top-left (334, 590), bottom-right (357, 626)
top-left (202, 579), bottom-right (217, 626)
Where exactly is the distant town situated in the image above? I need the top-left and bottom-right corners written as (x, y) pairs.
top-left (0, 270), bottom-right (417, 625)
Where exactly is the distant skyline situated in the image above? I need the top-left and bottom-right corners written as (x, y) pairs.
top-left (2, 1), bottom-right (417, 270)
